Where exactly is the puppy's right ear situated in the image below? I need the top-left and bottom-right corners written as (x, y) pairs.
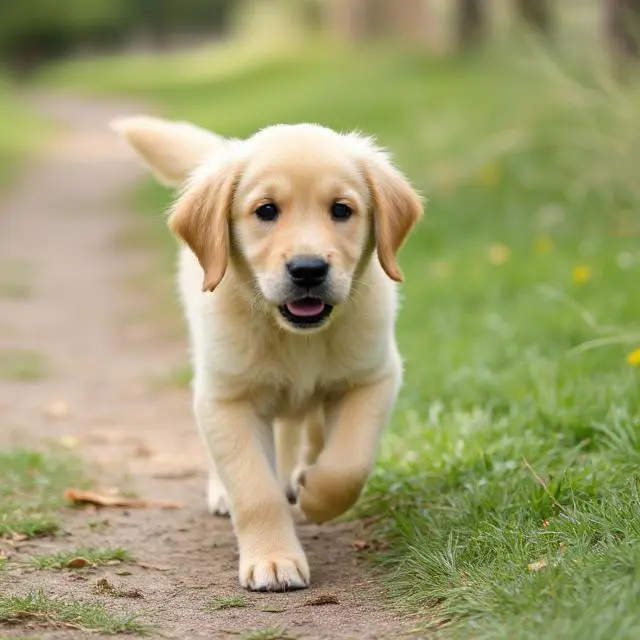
top-left (168, 158), bottom-right (242, 292)
top-left (111, 115), bottom-right (225, 187)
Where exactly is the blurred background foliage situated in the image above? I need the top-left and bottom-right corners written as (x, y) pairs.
top-left (1, 1), bottom-right (639, 78)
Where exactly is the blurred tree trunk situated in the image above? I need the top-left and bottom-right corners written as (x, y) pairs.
top-left (605, 0), bottom-right (640, 67)
top-left (389, 0), bottom-right (431, 46)
top-left (515, 0), bottom-right (552, 37)
top-left (325, 0), bottom-right (431, 43)
top-left (325, 0), bottom-right (384, 40)
top-left (457, 0), bottom-right (485, 51)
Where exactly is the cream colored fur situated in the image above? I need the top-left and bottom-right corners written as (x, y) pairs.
top-left (112, 115), bottom-right (422, 592)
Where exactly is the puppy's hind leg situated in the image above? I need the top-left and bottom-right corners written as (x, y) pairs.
top-left (291, 406), bottom-right (326, 500)
top-left (274, 418), bottom-right (301, 504)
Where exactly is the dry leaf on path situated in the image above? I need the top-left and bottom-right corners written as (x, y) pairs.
top-left (136, 562), bottom-right (170, 571)
top-left (151, 468), bottom-right (199, 480)
top-left (303, 593), bottom-right (340, 606)
top-left (64, 488), bottom-right (182, 509)
top-left (350, 540), bottom-right (369, 551)
top-left (66, 557), bottom-right (90, 569)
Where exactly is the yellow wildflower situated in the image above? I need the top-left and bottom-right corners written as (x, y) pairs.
top-left (627, 348), bottom-right (640, 366)
top-left (477, 163), bottom-right (500, 187)
top-left (572, 265), bottom-right (591, 284)
top-left (488, 243), bottom-right (511, 265)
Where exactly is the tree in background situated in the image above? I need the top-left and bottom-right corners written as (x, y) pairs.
top-left (457, 0), bottom-right (485, 51)
top-left (323, 0), bottom-right (430, 45)
top-left (515, 0), bottom-right (552, 38)
top-left (0, 0), bottom-right (236, 77)
top-left (605, 0), bottom-right (640, 70)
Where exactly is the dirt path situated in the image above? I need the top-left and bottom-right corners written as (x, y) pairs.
top-left (0, 95), bottom-right (417, 640)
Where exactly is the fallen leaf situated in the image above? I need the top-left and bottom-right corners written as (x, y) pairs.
top-left (350, 540), bottom-right (369, 551)
top-left (303, 593), bottom-right (339, 606)
top-left (45, 400), bottom-right (69, 419)
top-left (151, 468), bottom-right (198, 480)
top-left (64, 488), bottom-right (182, 509)
top-left (116, 570), bottom-right (132, 576)
top-left (528, 559), bottom-right (547, 572)
top-left (136, 562), bottom-right (170, 571)
top-left (66, 557), bottom-right (90, 569)
top-left (106, 560), bottom-right (122, 566)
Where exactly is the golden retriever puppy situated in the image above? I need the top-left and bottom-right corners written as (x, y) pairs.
top-left (112, 116), bottom-right (423, 591)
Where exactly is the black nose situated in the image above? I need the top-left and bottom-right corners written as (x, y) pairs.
top-left (286, 255), bottom-right (329, 288)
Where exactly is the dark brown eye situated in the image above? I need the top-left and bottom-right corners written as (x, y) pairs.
top-left (255, 203), bottom-right (279, 222)
top-left (331, 202), bottom-right (352, 221)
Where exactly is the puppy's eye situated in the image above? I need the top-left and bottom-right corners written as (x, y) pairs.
top-left (330, 202), bottom-right (352, 221)
top-left (255, 203), bottom-right (279, 222)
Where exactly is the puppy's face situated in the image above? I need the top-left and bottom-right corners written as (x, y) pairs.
top-left (232, 127), bottom-right (373, 332)
top-left (116, 119), bottom-right (423, 334)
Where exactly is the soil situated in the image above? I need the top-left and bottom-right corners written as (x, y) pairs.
top-left (0, 94), bottom-right (422, 640)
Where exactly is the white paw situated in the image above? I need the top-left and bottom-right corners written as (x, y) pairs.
top-left (206, 477), bottom-right (230, 517)
top-left (240, 553), bottom-right (310, 592)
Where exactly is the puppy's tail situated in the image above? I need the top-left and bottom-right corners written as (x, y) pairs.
top-left (110, 115), bottom-right (225, 187)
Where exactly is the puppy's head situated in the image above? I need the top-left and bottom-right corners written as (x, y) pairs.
top-left (113, 117), bottom-right (422, 334)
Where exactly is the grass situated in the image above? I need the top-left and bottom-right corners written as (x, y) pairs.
top-left (29, 547), bottom-right (133, 570)
top-left (0, 449), bottom-right (85, 538)
top-left (205, 595), bottom-right (251, 612)
top-left (0, 77), bottom-right (50, 188)
top-left (0, 590), bottom-right (146, 635)
top-left (40, 29), bottom-right (640, 640)
top-left (0, 349), bottom-right (47, 382)
top-left (0, 261), bottom-right (32, 299)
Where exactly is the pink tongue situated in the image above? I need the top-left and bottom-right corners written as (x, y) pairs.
top-left (286, 299), bottom-right (325, 317)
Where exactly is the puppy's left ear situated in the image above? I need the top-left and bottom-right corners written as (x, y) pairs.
top-left (364, 153), bottom-right (423, 283)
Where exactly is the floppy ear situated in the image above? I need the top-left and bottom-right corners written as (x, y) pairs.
top-left (168, 160), bottom-right (241, 292)
top-left (364, 155), bottom-right (423, 283)
top-left (111, 115), bottom-right (225, 187)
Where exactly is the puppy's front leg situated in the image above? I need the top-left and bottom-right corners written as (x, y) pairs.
top-left (297, 372), bottom-right (400, 524)
top-left (195, 395), bottom-right (309, 591)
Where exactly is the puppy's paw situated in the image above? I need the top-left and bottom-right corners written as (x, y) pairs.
top-left (296, 464), bottom-right (367, 524)
top-left (240, 553), bottom-right (310, 592)
top-left (206, 477), bottom-right (230, 517)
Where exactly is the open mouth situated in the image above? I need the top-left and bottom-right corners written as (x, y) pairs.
top-left (278, 297), bottom-right (333, 328)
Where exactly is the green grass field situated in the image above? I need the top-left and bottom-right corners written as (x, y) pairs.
top-left (0, 78), bottom-right (50, 186)
top-left (42, 40), bottom-right (640, 639)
